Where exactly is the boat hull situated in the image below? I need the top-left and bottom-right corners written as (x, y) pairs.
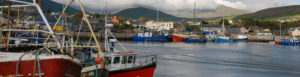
top-left (109, 62), bottom-right (156, 77)
top-left (275, 41), bottom-right (281, 45)
top-left (0, 58), bottom-right (82, 77)
top-left (234, 38), bottom-right (248, 42)
top-left (214, 38), bottom-right (234, 43)
top-left (132, 36), bottom-right (168, 41)
top-left (184, 38), bottom-right (207, 43)
top-left (172, 35), bottom-right (184, 42)
top-left (280, 41), bottom-right (300, 46)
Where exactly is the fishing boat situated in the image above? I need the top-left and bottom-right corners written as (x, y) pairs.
top-left (233, 34), bottom-right (248, 42)
top-left (280, 37), bottom-right (299, 46)
top-left (214, 2), bottom-right (233, 43)
top-left (82, 18), bottom-right (157, 77)
top-left (0, 0), bottom-right (82, 77)
top-left (132, 31), bottom-right (168, 41)
top-left (183, 33), bottom-right (207, 43)
top-left (172, 33), bottom-right (186, 42)
top-left (214, 36), bottom-right (234, 43)
top-left (81, 0), bottom-right (157, 76)
top-left (184, 37), bottom-right (207, 43)
top-left (181, 0), bottom-right (207, 43)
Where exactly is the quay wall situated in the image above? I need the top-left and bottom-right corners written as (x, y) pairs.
top-left (70, 32), bottom-right (135, 40)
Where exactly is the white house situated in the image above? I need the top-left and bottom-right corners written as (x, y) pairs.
top-left (145, 21), bottom-right (174, 31)
top-left (290, 28), bottom-right (300, 36)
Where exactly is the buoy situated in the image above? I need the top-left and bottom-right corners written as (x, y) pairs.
top-left (95, 57), bottom-right (101, 64)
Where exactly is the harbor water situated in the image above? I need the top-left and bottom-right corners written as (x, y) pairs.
top-left (121, 42), bottom-right (300, 77)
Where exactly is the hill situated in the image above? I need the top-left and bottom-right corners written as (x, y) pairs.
top-left (114, 7), bottom-right (194, 21)
top-left (235, 5), bottom-right (300, 20)
top-left (166, 5), bottom-right (251, 18)
top-left (2, 0), bottom-right (82, 14)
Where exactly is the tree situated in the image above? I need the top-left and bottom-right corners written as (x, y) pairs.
top-left (239, 16), bottom-right (256, 27)
top-left (202, 20), bottom-right (209, 24)
top-left (185, 25), bottom-right (200, 32)
top-left (219, 19), bottom-right (230, 26)
top-left (92, 13), bottom-right (101, 18)
top-left (138, 16), bottom-right (150, 21)
top-left (118, 16), bottom-right (132, 21)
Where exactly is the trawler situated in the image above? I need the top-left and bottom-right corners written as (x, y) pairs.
top-left (78, 0), bottom-right (157, 77)
top-left (0, 0), bottom-right (82, 76)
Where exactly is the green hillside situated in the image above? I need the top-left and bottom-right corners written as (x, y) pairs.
top-left (114, 7), bottom-right (200, 21)
top-left (2, 0), bottom-right (82, 14)
top-left (235, 5), bottom-right (300, 20)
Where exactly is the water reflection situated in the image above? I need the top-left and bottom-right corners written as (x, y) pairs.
top-left (122, 42), bottom-right (300, 77)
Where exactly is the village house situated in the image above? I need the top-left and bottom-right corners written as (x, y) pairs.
top-left (111, 16), bottom-right (120, 24)
top-left (277, 17), bottom-right (300, 23)
top-left (145, 21), bottom-right (174, 31)
top-left (226, 27), bottom-right (247, 35)
top-left (289, 27), bottom-right (300, 36)
top-left (257, 29), bottom-right (273, 36)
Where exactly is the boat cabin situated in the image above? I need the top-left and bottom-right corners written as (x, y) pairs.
top-left (102, 52), bottom-right (137, 71)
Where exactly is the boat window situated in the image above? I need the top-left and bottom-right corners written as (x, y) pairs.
top-left (133, 56), bottom-right (136, 63)
top-left (113, 57), bottom-right (120, 64)
top-left (128, 56), bottom-right (133, 63)
top-left (122, 56), bottom-right (127, 64)
top-left (105, 57), bottom-right (111, 65)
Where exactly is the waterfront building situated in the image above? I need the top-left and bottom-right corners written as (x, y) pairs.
top-left (289, 28), bottom-right (300, 36)
top-left (257, 30), bottom-right (273, 36)
top-left (199, 24), bottom-right (222, 34)
top-left (145, 21), bottom-right (174, 31)
top-left (111, 16), bottom-right (120, 24)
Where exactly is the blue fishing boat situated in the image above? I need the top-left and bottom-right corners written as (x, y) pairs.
top-left (233, 34), bottom-right (248, 42)
top-left (214, 37), bottom-right (234, 43)
top-left (280, 38), bottom-right (299, 46)
top-left (184, 37), bottom-right (207, 43)
top-left (280, 41), bottom-right (299, 46)
top-left (132, 31), bottom-right (168, 41)
top-left (203, 31), bottom-right (217, 41)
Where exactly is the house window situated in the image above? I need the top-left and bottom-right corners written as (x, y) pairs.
top-left (113, 57), bottom-right (120, 64)
top-left (122, 56), bottom-right (127, 64)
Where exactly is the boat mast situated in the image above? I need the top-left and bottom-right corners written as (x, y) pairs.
top-left (104, 0), bottom-right (109, 51)
top-left (33, 0), bottom-right (62, 48)
top-left (222, 3), bottom-right (226, 35)
top-left (194, 0), bottom-right (196, 33)
top-left (156, 0), bottom-right (159, 22)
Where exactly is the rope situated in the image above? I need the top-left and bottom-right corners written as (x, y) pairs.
top-left (15, 51), bottom-right (30, 77)
top-left (37, 51), bottom-right (42, 77)
top-left (43, 0), bottom-right (73, 44)
top-left (75, 20), bottom-right (83, 44)
top-left (108, 31), bottom-right (128, 52)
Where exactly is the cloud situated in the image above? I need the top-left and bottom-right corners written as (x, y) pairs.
top-left (53, 0), bottom-right (300, 13)
top-left (215, 0), bottom-right (247, 9)
top-left (53, 0), bottom-right (219, 13)
top-left (215, 0), bottom-right (299, 11)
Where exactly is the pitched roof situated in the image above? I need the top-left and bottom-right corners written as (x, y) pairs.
top-left (199, 24), bottom-right (222, 28)
top-left (226, 28), bottom-right (241, 34)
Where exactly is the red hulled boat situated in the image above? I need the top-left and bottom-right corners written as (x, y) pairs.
top-left (172, 34), bottom-right (185, 42)
top-left (82, 51), bottom-right (157, 77)
top-left (0, 52), bottom-right (82, 77)
top-left (275, 41), bottom-right (281, 45)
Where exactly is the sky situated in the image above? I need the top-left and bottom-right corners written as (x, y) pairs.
top-left (53, 0), bottom-right (300, 13)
